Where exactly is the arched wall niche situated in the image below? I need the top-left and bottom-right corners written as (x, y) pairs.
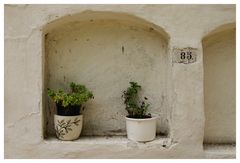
top-left (202, 23), bottom-right (235, 41)
top-left (42, 11), bottom-right (171, 137)
top-left (43, 10), bottom-right (170, 40)
top-left (202, 23), bottom-right (236, 143)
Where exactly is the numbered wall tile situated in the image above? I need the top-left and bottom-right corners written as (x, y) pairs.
top-left (172, 47), bottom-right (198, 64)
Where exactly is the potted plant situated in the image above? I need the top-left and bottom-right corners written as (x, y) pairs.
top-left (47, 82), bottom-right (94, 141)
top-left (122, 82), bottom-right (157, 142)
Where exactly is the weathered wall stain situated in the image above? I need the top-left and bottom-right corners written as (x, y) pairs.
top-left (4, 5), bottom-right (236, 158)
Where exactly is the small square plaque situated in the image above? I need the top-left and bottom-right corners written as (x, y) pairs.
top-left (172, 47), bottom-right (197, 64)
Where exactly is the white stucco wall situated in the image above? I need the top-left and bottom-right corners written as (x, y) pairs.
top-left (203, 27), bottom-right (236, 143)
top-left (4, 4), bottom-right (236, 158)
top-left (45, 13), bottom-right (170, 136)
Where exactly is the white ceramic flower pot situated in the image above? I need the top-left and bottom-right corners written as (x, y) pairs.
top-left (54, 114), bottom-right (83, 141)
top-left (125, 116), bottom-right (157, 142)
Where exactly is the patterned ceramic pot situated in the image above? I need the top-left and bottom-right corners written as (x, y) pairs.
top-left (54, 114), bottom-right (83, 141)
top-left (125, 116), bottom-right (157, 142)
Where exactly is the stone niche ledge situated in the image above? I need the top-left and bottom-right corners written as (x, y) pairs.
top-left (45, 136), bottom-right (172, 148)
top-left (42, 136), bottom-right (177, 158)
top-left (203, 144), bottom-right (236, 159)
top-left (38, 136), bottom-right (235, 158)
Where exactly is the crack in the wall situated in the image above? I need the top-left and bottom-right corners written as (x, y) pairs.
top-left (34, 101), bottom-right (41, 115)
top-left (5, 27), bottom-right (40, 41)
top-left (5, 4), bottom-right (29, 8)
top-left (126, 138), bottom-right (178, 149)
top-left (6, 112), bottom-right (40, 128)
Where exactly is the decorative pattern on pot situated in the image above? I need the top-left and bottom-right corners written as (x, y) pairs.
top-left (48, 82), bottom-right (94, 141)
top-left (54, 115), bottom-right (83, 141)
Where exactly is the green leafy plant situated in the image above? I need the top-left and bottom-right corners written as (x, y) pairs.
top-left (122, 82), bottom-right (151, 118)
top-left (47, 82), bottom-right (94, 107)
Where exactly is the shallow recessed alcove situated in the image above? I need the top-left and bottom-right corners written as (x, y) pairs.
top-left (202, 23), bottom-right (236, 144)
top-left (43, 11), bottom-right (170, 139)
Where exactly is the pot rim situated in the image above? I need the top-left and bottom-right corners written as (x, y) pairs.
top-left (54, 114), bottom-right (83, 118)
top-left (125, 115), bottom-right (158, 121)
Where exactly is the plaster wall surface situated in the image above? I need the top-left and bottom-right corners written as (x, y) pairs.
top-left (4, 4), bottom-right (236, 158)
top-left (203, 28), bottom-right (236, 143)
top-left (45, 18), bottom-right (169, 136)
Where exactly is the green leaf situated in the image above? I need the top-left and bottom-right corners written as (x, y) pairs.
top-left (122, 81), bottom-right (151, 118)
top-left (47, 82), bottom-right (94, 108)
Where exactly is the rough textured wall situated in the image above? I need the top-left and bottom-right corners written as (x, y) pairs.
top-left (203, 28), bottom-right (236, 143)
top-left (45, 19), bottom-right (169, 136)
top-left (4, 4), bottom-right (235, 158)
